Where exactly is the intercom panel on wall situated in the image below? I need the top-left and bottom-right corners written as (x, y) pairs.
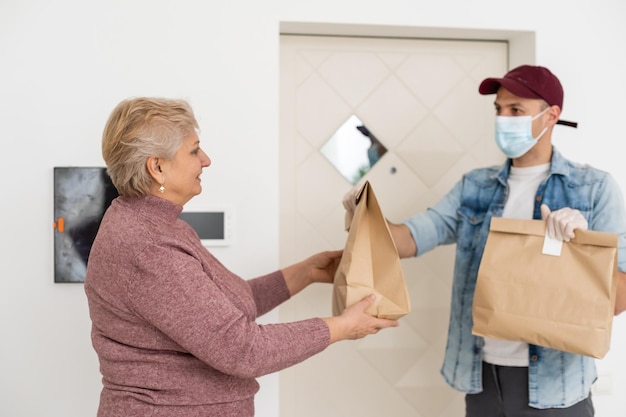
top-left (179, 210), bottom-right (232, 247)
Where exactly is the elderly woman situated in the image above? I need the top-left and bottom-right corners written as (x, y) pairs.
top-left (84, 97), bottom-right (398, 417)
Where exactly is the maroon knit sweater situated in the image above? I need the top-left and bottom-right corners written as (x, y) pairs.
top-left (84, 195), bottom-right (330, 417)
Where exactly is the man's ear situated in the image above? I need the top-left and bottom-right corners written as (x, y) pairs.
top-left (548, 105), bottom-right (561, 126)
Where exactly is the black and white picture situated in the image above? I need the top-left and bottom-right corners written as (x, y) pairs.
top-left (53, 167), bottom-right (118, 283)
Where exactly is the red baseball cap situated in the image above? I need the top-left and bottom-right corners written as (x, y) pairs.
top-left (479, 65), bottom-right (577, 128)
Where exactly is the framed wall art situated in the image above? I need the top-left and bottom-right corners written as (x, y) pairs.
top-left (53, 167), bottom-right (118, 283)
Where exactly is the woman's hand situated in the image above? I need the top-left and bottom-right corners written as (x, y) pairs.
top-left (323, 294), bottom-right (399, 343)
top-left (281, 250), bottom-right (343, 296)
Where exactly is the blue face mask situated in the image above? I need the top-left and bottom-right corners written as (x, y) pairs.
top-left (495, 107), bottom-right (549, 158)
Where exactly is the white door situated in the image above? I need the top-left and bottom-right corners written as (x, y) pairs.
top-left (279, 34), bottom-right (507, 417)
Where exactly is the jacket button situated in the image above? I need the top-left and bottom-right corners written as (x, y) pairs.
top-left (536, 196), bottom-right (542, 202)
top-left (531, 355), bottom-right (538, 361)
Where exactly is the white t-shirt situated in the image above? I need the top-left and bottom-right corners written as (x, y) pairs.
top-left (482, 163), bottom-right (550, 367)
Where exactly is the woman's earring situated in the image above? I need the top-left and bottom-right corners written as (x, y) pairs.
top-left (159, 184), bottom-right (165, 193)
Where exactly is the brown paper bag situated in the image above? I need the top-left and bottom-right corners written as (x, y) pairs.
top-left (332, 181), bottom-right (411, 320)
top-left (472, 217), bottom-right (618, 358)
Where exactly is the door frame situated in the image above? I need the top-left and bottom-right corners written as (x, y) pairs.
top-left (280, 21), bottom-right (535, 70)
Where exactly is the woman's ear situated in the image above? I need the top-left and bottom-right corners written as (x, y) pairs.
top-left (146, 157), bottom-right (162, 180)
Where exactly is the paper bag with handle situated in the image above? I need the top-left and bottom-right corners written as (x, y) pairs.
top-left (332, 181), bottom-right (411, 320)
top-left (472, 217), bottom-right (618, 358)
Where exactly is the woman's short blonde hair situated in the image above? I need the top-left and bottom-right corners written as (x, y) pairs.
top-left (102, 97), bottom-right (199, 197)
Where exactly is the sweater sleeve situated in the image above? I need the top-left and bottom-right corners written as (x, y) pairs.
top-left (128, 244), bottom-right (330, 379)
top-left (247, 271), bottom-right (291, 317)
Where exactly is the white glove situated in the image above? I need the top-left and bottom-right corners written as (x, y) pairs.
top-left (540, 204), bottom-right (588, 242)
top-left (342, 182), bottom-right (363, 212)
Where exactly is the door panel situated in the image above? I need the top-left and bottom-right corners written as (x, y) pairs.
top-left (280, 34), bottom-right (507, 417)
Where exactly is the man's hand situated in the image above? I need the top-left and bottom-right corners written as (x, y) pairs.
top-left (540, 204), bottom-right (588, 242)
top-left (342, 182), bottom-right (364, 212)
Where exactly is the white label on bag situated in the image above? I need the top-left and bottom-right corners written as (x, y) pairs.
top-left (542, 233), bottom-right (563, 256)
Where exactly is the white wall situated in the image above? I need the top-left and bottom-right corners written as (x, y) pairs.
top-left (1, 1), bottom-right (624, 416)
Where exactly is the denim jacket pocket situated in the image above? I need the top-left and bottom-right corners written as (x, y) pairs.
top-left (456, 207), bottom-right (488, 252)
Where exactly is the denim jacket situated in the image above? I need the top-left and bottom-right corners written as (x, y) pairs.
top-left (403, 147), bottom-right (626, 409)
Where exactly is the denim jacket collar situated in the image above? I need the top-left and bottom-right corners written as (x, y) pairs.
top-left (495, 147), bottom-right (570, 187)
